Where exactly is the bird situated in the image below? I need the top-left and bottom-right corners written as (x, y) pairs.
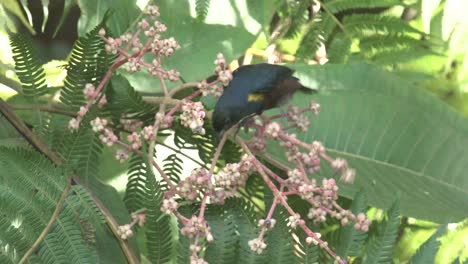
top-left (212, 63), bottom-right (310, 138)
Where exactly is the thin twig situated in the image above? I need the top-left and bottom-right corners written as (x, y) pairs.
top-left (262, 153), bottom-right (291, 172)
top-left (236, 137), bottom-right (345, 264)
top-left (11, 104), bottom-right (76, 117)
top-left (72, 176), bottom-right (139, 264)
top-left (319, 1), bottom-right (354, 43)
top-left (199, 131), bottom-right (229, 216)
top-left (168, 82), bottom-right (200, 97)
top-left (19, 179), bottom-right (71, 264)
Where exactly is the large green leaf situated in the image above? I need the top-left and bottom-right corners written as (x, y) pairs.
top-left (77, 0), bottom-right (140, 36)
top-left (123, 0), bottom-right (275, 93)
top-left (264, 62), bottom-right (468, 223)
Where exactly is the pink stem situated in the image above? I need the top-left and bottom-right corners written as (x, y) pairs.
top-left (236, 137), bottom-right (344, 264)
top-left (165, 90), bottom-right (202, 117)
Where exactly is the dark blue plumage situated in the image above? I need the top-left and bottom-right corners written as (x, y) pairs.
top-left (212, 63), bottom-right (305, 137)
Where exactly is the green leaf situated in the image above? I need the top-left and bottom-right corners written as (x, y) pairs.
top-left (56, 127), bottom-right (103, 180)
top-left (9, 32), bottom-right (49, 130)
top-left (344, 14), bottom-right (424, 35)
top-left (108, 74), bottom-right (157, 123)
top-left (265, 62), bottom-right (468, 223)
top-left (144, 159), bottom-right (175, 263)
top-left (263, 209), bottom-right (299, 264)
top-left (162, 154), bottom-right (183, 190)
top-left (53, 0), bottom-right (76, 37)
top-left (60, 23), bottom-right (110, 110)
top-left (10, 33), bottom-right (47, 99)
top-left (195, 0), bottom-right (211, 22)
top-left (336, 191), bottom-right (369, 258)
top-left (363, 197), bottom-right (400, 264)
top-left (324, 0), bottom-right (403, 14)
top-left (0, 0), bottom-right (36, 34)
top-left (77, 0), bottom-right (140, 36)
top-left (421, 0), bottom-right (442, 33)
top-left (85, 177), bottom-right (140, 262)
top-left (204, 206), bottom-right (239, 264)
top-left (409, 224), bottom-right (447, 264)
top-left (124, 154), bottom-right (149, 212)
top-left (228, 198), bottom-right (265, 264)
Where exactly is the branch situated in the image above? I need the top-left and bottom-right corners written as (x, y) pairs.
top-left (141, 96), bottom-right (180, 107)
top-left (0, 98), bottom-right (62, 165)
top-left (72, 176), bottom-right (139, 264)
top-left (168, 82), bottom-right (200, 97)
top-left (19, 179), bottom-right (71, 264)
top-left (318, 1), bottom-right (354, 44)
top-left (141, 96), bottom-right (213, 120)
top-left (11, 104), bottom-right (76, 117)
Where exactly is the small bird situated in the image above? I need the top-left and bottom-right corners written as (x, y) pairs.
top-left (212, 63), bottom-right (309, 138)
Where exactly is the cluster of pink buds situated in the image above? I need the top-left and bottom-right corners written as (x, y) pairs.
top-left (161, 197), bottom-right (179, 215)
top-left (83, 83), bottom-right (97, 100)
top-left (248, 238), bottom-right (267, 254)
top-left (354, 213), bottom-right (372, 232)
top-left (174, 168), bottom-right (210, 201)
top-left (117, 211), bottom-right (146, 240)
top-left (99, 129), bottom-right (118, 147)
top-left (90, 117), bottom-right (108, 132)
top-left (198, 80), bottom-right (223, 98)
top-left (152, 37), bottom-right (181, 57)
top-left (115, 149), bottom-right (129, 163)
top-left (190, 255), bottom-right (208, 264)
top-left (97, 4), bottom-right (181, 83)
top-left (287, 105), bottom-right (311, 131)
top-left (180, 100), bottom-right (206, 134)
top-left (68, 83), bottom-right (108, 131)
top-left (117, 224), bottom-right (134, 240)
top-left (141, 125), bottom-right (156, 141)
top-left (213, 53), bottom-right (233, 86)
top-left (144, 5), bottom-right (160, 18)
top-left (214, 154), bottom-right (255, 196)
top-left (181, 215), bottom-right (213, 242)
top-left (331, 158), bottom-right (356, 184)
top-left (196, 53), bottom-right (233, 97)
top-left (89, 116), bottom-right (155, 163)
top-left (258, 218), bottom-right (277, 229)
top-left (155, 112), bottom-right (174, 129)
top-left (305, 232), bottom-right (322, 245)
top-left (120, 118), bottom-right (144, 132)
top-left (127, 132), bottom-right (142, 150)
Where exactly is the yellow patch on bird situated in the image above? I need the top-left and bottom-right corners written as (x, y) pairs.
top-left (247, 93), bottom-right (265, 102)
